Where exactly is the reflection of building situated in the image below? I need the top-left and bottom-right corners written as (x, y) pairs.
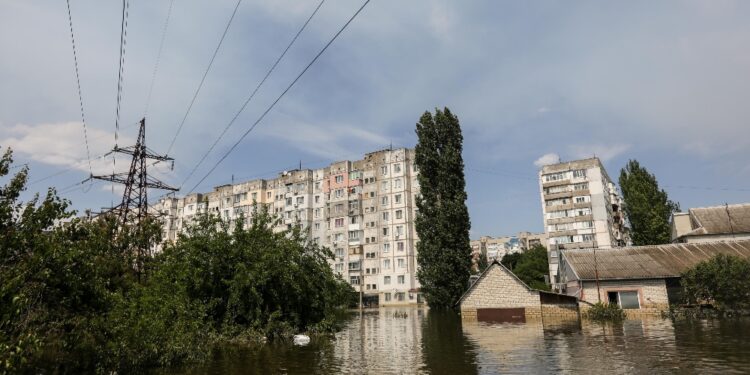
top-left (151, 148), bottom-right (422, 306)
top-left (671, 203), bottom-right (750, 243)
top-left (538, 157), bottom-right (628, 289)
top-left (470, 232), bottom-right (547, 266)
top-left (558, 240), bottom-right (750, 315)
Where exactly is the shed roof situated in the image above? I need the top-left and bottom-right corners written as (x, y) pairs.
top-left (689, 203), bottom-right (750, 235)
top-left (562, 240), bottom-right (750, 280)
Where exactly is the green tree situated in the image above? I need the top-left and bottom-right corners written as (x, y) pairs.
top-left (501, 245), bottom-right (550, 291)
top-left (619, 159), bottom-right (680, 245)
top-left (414, 107), bottom-right (472, 309)
top-left (681, 254), bottom-right (750, 310)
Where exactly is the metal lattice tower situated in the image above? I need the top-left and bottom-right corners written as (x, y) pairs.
top-left (92, 118), bottom-right (178, 227)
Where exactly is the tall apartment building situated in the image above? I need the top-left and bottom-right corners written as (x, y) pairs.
top-left (150, 148), bottom-right (422, 306)
top-left (538, 157), bottom-right (627, 289)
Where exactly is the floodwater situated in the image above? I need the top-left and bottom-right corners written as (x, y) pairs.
top-left (165, 307), bottom-right (750, 374)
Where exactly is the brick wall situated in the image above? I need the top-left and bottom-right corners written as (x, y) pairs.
top-left (460, 265), bottom-right (541, 319)
top-left (580, 279), bottom-right (670, 316)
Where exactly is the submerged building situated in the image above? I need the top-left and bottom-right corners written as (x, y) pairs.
top-left (538, 157), bottom-right (628, 290)
top-left (150, 148), bottom-right (422, 306)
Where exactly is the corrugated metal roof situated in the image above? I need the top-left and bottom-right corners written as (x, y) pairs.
top-left (562, 240), bottom-right (750, 280)
top-left (690, 203), bottom-right (750, 235)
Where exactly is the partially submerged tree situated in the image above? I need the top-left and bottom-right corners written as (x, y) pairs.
top-left (619, 159), bottom-right (680, 245)
top-left (681, 254), bottom-right (750, 310)
top-left (501, 245), bottom-right (550, 291)
top-left (414, 107), bottom-right (473, 309)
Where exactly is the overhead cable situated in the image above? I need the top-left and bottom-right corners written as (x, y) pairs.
top-left (185, 0), bottom-right (371, 194)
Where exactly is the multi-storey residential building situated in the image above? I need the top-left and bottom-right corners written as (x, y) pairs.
top-left (538, 157), bottom-right (628, 289)
top-left (150, 148), bottom-right (422, 306)
top-left (470, 232), bottom-right (547, 266)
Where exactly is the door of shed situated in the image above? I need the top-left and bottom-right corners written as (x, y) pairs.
top-left (476, 308), bottom-right (526, 323)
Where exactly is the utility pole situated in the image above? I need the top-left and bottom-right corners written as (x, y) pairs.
top-left (90, 118), bottom-right (178, 280)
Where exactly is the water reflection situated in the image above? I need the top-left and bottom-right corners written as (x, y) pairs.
top-left (161, 308), bottom-right (750, 374)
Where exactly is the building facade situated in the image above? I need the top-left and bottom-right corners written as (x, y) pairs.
top-left (538, 157), bottom-right (628, 289)
top-left (470, 232), bottom-right (547, 265)
top-left (150, 148), bottom-right (422, 306)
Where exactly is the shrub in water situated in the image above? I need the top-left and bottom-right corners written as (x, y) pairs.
top-left (583, 302), bottom-right (626, 321)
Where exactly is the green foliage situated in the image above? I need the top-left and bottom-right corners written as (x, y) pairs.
top-left (619, 159), bottom-right (680, 245)
top-left (414, 108), bottom-right (473, 309)
top-left (501, 245), bottom-right (550, 291)
top-left (475, 246), bottom-right (489, 274)
top-left (681, 254), bottom-right (750, 311)
top-left (584, 302), bottom-right (626, 321)
top-left (0, 146), bottom-right (353, 373)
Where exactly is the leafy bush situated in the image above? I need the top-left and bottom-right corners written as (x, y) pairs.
top-left (583, 302), bottom-right (626, 321)
top-left (501, 244), bottom-right (550, 291)
top-left (681, 254), bottom-right (750, 311)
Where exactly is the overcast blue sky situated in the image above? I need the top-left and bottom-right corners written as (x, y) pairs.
top-left (1, 1), bottom-right (749, 238)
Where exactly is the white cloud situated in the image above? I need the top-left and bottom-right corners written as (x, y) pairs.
top-left (534, 153), bottom-right (560, 167)
top-left (568, 144), bottom-right (630, 163)
top-left (0, 121), bottom-right (133, 175)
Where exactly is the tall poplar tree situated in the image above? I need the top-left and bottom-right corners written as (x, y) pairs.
top-left (619, 159), bottom-right (680, 245)
top-left (414, 107), bottom-right (472, 309)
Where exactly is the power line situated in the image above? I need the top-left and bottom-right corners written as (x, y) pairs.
top-left (164, 0), bottom-right (243, 157)
top-left (143, 0), bottom-right (175, 116)
top-left (185, 0), bottom-right (371, 194)
top-left (114, 0), bottom-right (130, 145)
top-left (662, 184), bottom-right (750, 193)
top-left (65, 0), bottom-right (93, 176)
top-left (179, 0), bottom-right (326, 187)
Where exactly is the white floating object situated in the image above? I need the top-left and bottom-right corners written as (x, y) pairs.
top-left (293, 334), bottom-right (310, 346)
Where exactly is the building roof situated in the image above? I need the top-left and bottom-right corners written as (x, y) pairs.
top-left (688, 203), bottom-right (750, 236)
top-left (562, 240), bottom-right (750, 281)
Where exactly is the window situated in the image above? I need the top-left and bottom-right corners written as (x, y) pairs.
top-left (349, 261), bottom-right (361, 271)
top-left (383, 243), bottom-right (391, 253)
top-left (395, 179), bottom-right (402, 189)
top-left (314, 208), bottom-right (320, 218)
top-left (581, 234), bottom-right (595, 242)
top-left (335, 175), bottom-right (344, 183)
top-left (383, 227), bottom-right (389, 236)
top-left (267, 191), bottom-right (272, 198)
top-left (335, 248), bottom-right (344, 258)
top-left (545, 185), bottom-right (569, 194)
top-left (381, 166), bottom-right (388, 175)
top-left (335, 189), bottom-right (343, 198)
top-left (396, 225), bottom-right (403, 236)
top-left (348, 231), bottom-right (360, 240)
top-left (314, 223), bottom-right (320, 230)
top-left (296, 196), bottom-right (304, 204)
top-left (576, 208), bottom-right (592, 216)
top-left (350, 216), bottom-right (358, 224)
top-left (381, 196), bottom-right (389, 206)
top-left (398, 275), bottom-right (405, 284)
top-left (544, 172), bottom-right (566, 182)
top-left (335, 263), bottom-right (344, 273)
top-left (335, 204), bottom-right (344, 213)
top-left (396, 210), bottom-right (403, 219)
top-left (384, 276), bottom-right (391, 285)
top-left (393, 163), bottom-right (401, 173)
top-left (385, 293), bottom-right (391, 302)
top-left (574, 182), bottom-right (589, 191)
top-left (381, 181), bottom-right (388, 191)
top-left (382, 211), bottom-right (390, 221)
top-left (607, 291), bottom-right (640, 309)
top-left (350, 276), bottom-right (360, 285)
top-left (335, 218), bottom-right (344, 227)
top-left (252, 192), bottom-right (257, 201)
top-left (334, 233), bottom-right (343, 242)
top-left (573, 169), bottom-right (587, 178)
top-left (395, 194), bottom-right (402, 204)
top-left (398, 258), bottom-right (405, 268)
top-left (396, 292), bottom-right (405, 301)
top-left (397, 242), bottom-right (404, 251)
top-left (315, 195), bottom-right (320, 203)
top-left (383, 259), bottom-right (391, 269)
top-left (286, 197), bottom-right (293, 206)
top-left (575, 196), bottom-right (589, 203)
